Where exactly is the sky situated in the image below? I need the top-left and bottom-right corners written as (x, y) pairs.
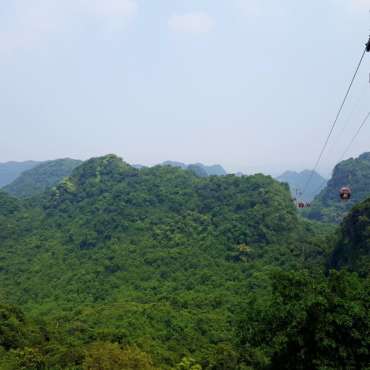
top-left (1, 0), bottom-right (370, 176)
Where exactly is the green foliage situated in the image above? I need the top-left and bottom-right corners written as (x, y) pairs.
top-left (176, 357), bottom-right (202, 370)
top-left (12, 347), bottom-right (46, 370)
top-left (187, 164), bottom-right (208, 178)
top-left (0, 154), bottom-right (367, 370)
top-left (82, 342), bottom-right (156, 370)
top-left (0, 191), bottom-right (20, 213)
top-left (0, 303), bottom-right (27, 350)
top-left (237, 270), bottom-right (370, 370)
top-left (329, 196), bottom-right (370, 276)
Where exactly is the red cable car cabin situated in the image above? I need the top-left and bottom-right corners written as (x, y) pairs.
top-left (339, 187), bottom-right (351, 200)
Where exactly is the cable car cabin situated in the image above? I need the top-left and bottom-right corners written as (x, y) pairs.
top-left (296, 201), bottom-right (311, 209)
top-left (340, 187), bottom-right (351, 201)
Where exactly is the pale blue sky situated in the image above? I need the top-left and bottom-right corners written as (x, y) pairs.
top-left (1, 0), bottom-right (370, 176)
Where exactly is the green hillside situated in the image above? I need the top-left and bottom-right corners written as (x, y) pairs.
top-left (187, 163), bottom-right (209, 177)
top-left (193, 163), bottom-right (227, 176)
top-left (0, 155), bottom-right (368, 369)
top-left (329, 196), bottom-right (370, 276)
top-left (305, 152), bottom-right (370, 223)
top-left (236, 195), bottom-right (370, 369)
top-left (0, 161), bottom-right (40, 187)
top-left (0, 191), bottom-right (21, 216)
top-left (0, 155), bottom-right (306, 309)
top-left (3, 158), bottom-right (82, 198)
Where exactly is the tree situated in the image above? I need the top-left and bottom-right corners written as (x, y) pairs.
top-left (175, 357), bottom-right (202, 370)
top-left (237, 270), bottom-right (370, 370)
top-left (82, 342), bottom-right (156, 370)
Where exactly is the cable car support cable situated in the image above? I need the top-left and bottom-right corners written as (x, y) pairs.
top-left (339, 110), bottom-right (370, 162)
top-left (302, 43), bottom-right (369, 197)
top-left (309, 111), bottom-right (370, 199)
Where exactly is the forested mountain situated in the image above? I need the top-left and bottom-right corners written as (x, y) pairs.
top-left (329, 196), bottom-right (370, 276)
top-left (3, 158), bottom-right (82, 198)
top-left (0, 191), bottom-right (21, 217)
top-left (132, 163), bottom-right (146, 169)
top-left (162, 161), bottom-right (227, 176)
top-left (162, 160), bottom-right (188, 169)
top-left (306, 152), bottom-right (370, 223)
top-left (237, 195), bottom-right (370, 369)
top-left (194, 163), bottom-right (227, 176)
top-left (187, 163), bottom-right (209, 177)
top-left (0, 154), bottom-right (368, 369)
top-left (277, 170), bottom-right (327, 202)
top-left (0, 161), bottom-right (40, 187)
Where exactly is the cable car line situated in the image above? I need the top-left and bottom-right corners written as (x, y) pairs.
top-left (306, 111), bottom-right (370, 201)
top-left (339, 111), bottom-right (370, 162)
top-left (302, 40), bottom-right (369, 198)
top-left (332, 82), bottom-right (368, 147)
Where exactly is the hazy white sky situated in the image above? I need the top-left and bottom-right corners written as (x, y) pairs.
top-left (1, 0), bottom-right (370, 176)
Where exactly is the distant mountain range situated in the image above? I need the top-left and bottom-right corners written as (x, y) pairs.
top-left (0, 159), bottom-right (228, 198)
top-left (0, 161), bottom-right (40, 187)
top-left (132, 164), bottom-right (146, 169)
top-left (277, 170), bottom-right (327, 202)
top-left (161, 161), bottom-right (227, 177)
top-left (3, 159), bottom-right (82, 198)
top-left (0, 158), bottom-right (340, 202)
top-left (5, 156), bottom-right (370, 219)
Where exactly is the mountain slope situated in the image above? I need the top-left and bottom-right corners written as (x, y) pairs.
top-left (0, 161), bottom-right (40, 187)
top-left (162, 160), bottom-right (187, 169)
top-left (3, 158), bottom-right (82, 198)
top-left (306, 152), bottom-right (370, 223)
top-left (329, 196), bottom-right (370, 276)
top-left (187, 163), bottom-right (209, 177)
top-left (277, 170), bottom-right (327, 202)
top-left (194, 163), bottom-right (227, 176)
top-left (0, 191), bottom-right (21, 216)
top-left (0, 154), bottom-right (327, 368)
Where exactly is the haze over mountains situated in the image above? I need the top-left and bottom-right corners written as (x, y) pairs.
top-left (1, 158), bottom-right (331, 200)
top-left (162, 161), bottom-right (227, 177)
top-left (0, 160), bottom-right (228, 198)
top-left (3, 159), bottom-right (82, 198)
top-left (0, 161), bottom-right (40, 187)
top-left (277, 170), bottom-right (327, 202)
top-left (2, 155), bottom-right (369, 226)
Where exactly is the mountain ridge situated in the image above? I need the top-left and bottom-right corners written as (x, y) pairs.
top-left (3, 158), bottom-right (83, 198)
top-left (161, 161), bottom-right (227, 176)
top-left (0, 160), bottom-right (41, 187)
top-left (306, 152), bottom-right (370, 223)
